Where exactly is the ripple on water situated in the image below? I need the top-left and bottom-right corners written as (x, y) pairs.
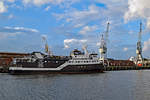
top-left (0, 71), bottom-right (150, 100)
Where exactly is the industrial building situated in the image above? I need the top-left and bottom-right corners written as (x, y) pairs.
top-left (0, 52), bottom-right (29, 66)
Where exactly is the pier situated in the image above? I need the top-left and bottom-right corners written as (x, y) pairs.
top-left (104, 66), bottom-right (150, 71)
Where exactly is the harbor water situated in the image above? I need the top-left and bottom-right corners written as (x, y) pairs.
top-left (0, 70), bottom-right (150, 100)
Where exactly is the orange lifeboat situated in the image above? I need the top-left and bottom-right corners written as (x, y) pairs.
top-left (137, 63), bottom-right (142, 67)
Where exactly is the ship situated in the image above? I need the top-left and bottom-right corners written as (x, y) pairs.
top-left (9, 46), bottom-right (104, 74)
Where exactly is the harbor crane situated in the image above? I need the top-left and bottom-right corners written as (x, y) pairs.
top-left (136, 22), bottom-right (143, 65)
top-left (42, 36), bottom-right (52, 56)
top-left (99, 22), bottom-right (110, 61)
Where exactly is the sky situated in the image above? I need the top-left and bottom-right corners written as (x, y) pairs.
top-left (0, 0), bottom-right (150, 59)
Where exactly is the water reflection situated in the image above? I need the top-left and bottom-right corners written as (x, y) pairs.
top-left (0, 71), bottom-right (150, 100)
top-left (133, 70), bottom-right (150, 100)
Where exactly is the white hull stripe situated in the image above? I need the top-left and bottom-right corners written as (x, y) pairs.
top-left (9, 62), bottom-right (101, 71)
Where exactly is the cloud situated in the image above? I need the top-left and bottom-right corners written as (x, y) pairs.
top-left (142, 38), bottom-right (150, 58)
top-left (22, 0), bottom-right (79, 7)
top-left (74, 23), bottom-right (84, 28)
top-left (4, 26), bottom-right (39, 33)
top-left (96, 42), bottom-right (100, 46)
top-left (0, 1), bottom-right (7, 13)
top-left (23, 0), bottom-right (52, 6)
top-left (53, 4), bottom-right (101, 27)
top-left (96, 0), bottom-right (128, 16)
top-left (41, 34), bottom-right (48, 43)
top-left (124, 0), bottom-right (150, 28)
top-left (123, 47), bottom-right (128, 51)
top-left (8, 14), bottom-right (14, 19)
top-left (0, 32), bottom-right (22, 39)
top-left (143, 38), bottom-right (150, 52)
top-left (79, 25), bottom-right (98, 35)
top-left (7, 0), bottom-right (15, 3)
top-left (0, 26), bottom-right (42, 52)
top-left (45, 6), bottom-right (51, 11)
top-left (53, 1), bottom-right (128, 32)
top-left (64, 38), bottom-right (87, 48)
top-left (0, 26), bottom-right (39, 39)
top-left (41, 34), bottom-right (47, 39)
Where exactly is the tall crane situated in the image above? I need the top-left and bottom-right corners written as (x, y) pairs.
top-left (42, 36), bottom-right (52, 56)
top-left (136, 22), bottom-right (143, 65)
top-left (99, 34), bottom-right (106, 60)
top-left (99, 22), bottom-right (110, 60)
top-left (105, 22), bottom-right (110, 48)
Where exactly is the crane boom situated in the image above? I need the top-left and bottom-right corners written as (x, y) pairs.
top-left (105, 22), bottom-right (110, 45)
top-left (138, 22), bottom-right (142, 42)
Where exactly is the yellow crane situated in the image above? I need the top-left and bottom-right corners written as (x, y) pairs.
top-left (42, 36), bottom-right (52, 56)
